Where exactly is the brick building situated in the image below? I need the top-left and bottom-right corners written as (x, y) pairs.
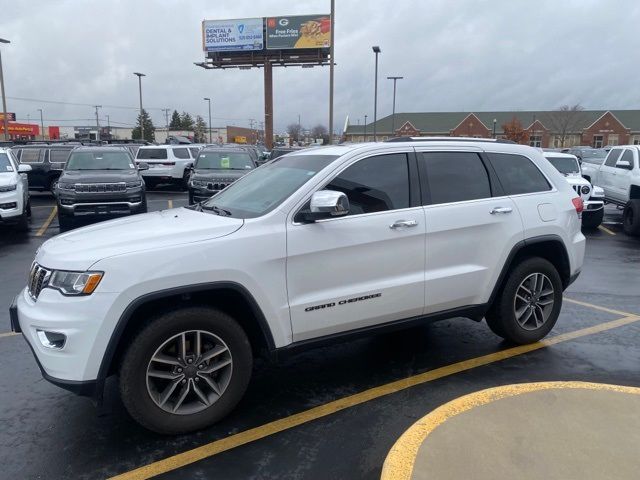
top-left (344, 110), bottom-right (640, 148)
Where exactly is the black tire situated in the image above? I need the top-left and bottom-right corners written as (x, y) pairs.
top-left (144, 179), bottom-right (158, 190)
top-left (188, 191), bottom-right (194, 205)
top-left (137, 197), bottom-right (148, 214)
top-left (119, 307), bottom-right (253, 435)
top-left (485, 257), bottom-right (563, 344)
top-left (623, 199), bottom-right (640, 236)
top-left (16, 208), bottom-right (29, 232)
top-left (26, 199), bottom-right (32, 218)
top-left (57, 212), bottom-right (74, 232)
top-left (181, 170), bottom-right (190, 191)
top-left (582, 208), bottom-right (603, 230)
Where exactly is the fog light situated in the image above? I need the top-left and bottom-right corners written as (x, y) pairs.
top-left (0, 202), bottom-right (17, 209)
top-left (36, 330), bottom-right (66, 350)
top-left (60, 199), bottom-right (74, 205)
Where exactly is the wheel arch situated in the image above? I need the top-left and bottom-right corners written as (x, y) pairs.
top-left (95, 282), bottom-right (275, 401)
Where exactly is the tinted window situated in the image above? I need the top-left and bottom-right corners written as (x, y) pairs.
top-left (0, 152), bottom-right (14, 172)
top-left (422, 152), bottom-right (491, 205)
top-left (173, 148), bottom-right (190, 159)
top-left (49, 149), bottom-right (73, 163)
top-left (488, 153), bottom-right (551, 195)
top-left (604, 149), bottom-right (622, 167)
top-left (325, 154), bottom-right (410, 215)
top-left (618, 150), bottom-right (635, 169)
top-left (189, 147), bottom-right (200, 158)
top-left (137, 148), bottom-right (168, 160)
top-left (20, 149), bottom-right (43, 163)
top-left (546, 156), bottom-right (580, 175)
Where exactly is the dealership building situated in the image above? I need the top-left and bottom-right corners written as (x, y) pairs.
top-left (344, 110), bottom-right (640, 148)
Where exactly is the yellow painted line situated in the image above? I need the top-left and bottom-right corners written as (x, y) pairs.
top-left (381, 381), bottom-right (640, 480)
top-left (35, 206), bottom-right (57, 237)
top-left (564, 296), bottom-right (637, 317)
top-left (167, 199), bottom-right (173, 209)
top-left (598, 224), bottom-right (616, 235)
top-left (0, 332), bottom-right (19, 339)
top-left (108, 313), bottom-right (640, 480)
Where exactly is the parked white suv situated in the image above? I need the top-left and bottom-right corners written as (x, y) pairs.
top-left (135, 145), bottom-right (196, 189)
top-left (10, 139), bottom-right (585, 433)
top-left (0, 148), bottom-right (32, 231)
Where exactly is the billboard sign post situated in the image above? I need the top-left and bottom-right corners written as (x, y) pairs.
top-left (266, 15), bottom-right (331, 50)
top-left (202, 18), bottom-right (264, 52)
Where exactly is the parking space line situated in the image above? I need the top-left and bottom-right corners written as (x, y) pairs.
top-left (564, 297), bottom-right (637, 317)
top-left (0, 332), bottom-right (19, 339)
top-left (598, 225), bottom-right (616, 235)
top-left (167, 199), bottom-right (173, 209)
top-left (108, 312), bottom-right (640, 480)
top-left (35, 206), bottom-right (57, 237)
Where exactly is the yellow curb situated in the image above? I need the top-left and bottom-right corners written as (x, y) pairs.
top-left (381, 381), bottom-right (640, 480)
top-left (35, 206), bottom-right (57, 236)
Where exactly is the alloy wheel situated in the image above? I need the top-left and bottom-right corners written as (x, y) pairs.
top-left (513, 273), bottom-right (555, 331)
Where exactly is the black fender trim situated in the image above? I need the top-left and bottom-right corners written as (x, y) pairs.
top-left (94, 281), bottom-right (275, 403)
top-left (487, 234), bottom-right (571, 307)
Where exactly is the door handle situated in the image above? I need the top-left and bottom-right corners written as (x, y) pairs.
top-left (389, 220), bottom-right (418, 229)
top-left (490, 207), bottom-right (513, 214)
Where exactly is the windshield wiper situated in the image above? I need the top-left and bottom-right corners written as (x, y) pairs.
top-left (201, 204), bottom-right (232, 216)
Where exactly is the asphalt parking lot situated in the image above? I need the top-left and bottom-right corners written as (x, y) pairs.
top-left (1, 197), bottom-right (639, 480)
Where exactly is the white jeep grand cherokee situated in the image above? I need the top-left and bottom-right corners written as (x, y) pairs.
top-left (10, 139), bottom-right (585, 434)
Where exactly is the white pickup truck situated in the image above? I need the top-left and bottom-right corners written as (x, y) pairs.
top-left (584, 145), bottom-right (640, 235)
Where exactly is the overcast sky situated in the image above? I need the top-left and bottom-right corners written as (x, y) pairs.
top-left (1, 0), bottom-right (640, 134)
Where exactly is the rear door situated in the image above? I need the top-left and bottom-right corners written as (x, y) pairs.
top-left (18, 148), bottom-right (46, 189)
top-left (418, 149), bottom-right (523, 313)
top-left (598, 148), bottom-right (622, 200)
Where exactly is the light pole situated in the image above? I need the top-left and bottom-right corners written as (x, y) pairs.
top-left (492, 118), bottom-right (497, 138)
top-left (328, 0), bottom-right (335, 144)
top-left (133, 72), bottom-right (145, 141)
top-left (363, 114), bottom-right (368, 142)
top-left (387, 76), bottom-right (403, 135)
top-left (162, 108), bottom-right (170, 140)
top-left (37, 109), bottom-right (44, 141)
top-left (0, 38), bottom-right (10, 141)
top-left (94, 105), bottom-right (102, 142)
top-left (372, 46), bottom-right (381, 141)
top-left (203, 98), bottom-right (212, 143)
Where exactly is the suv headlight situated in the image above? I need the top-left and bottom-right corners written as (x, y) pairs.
top-left (126, 180), bottom-right (143, 188)
top-left (57, 182), bottom-right (75, 191)
top-left (0, 184), bottom-right (17, 192)
top-left (190, 179), bottom-right (207, 188)
top-left (580, 185), bottom-right (591, 195)
top-left (48, 270), bottom-right (103, 295)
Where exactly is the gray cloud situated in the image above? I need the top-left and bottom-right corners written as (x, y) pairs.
top-left (1, 0), bottom-right (639, 134)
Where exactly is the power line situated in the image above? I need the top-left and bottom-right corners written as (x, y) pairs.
top-left (7, 95), bottom-right (164, 111)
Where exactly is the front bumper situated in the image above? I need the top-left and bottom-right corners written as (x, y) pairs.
top-left (57, 191), bottom-right (144, 217)
top-left (0, 189), bottom-right (24, 221)
top-left (584, 199), bottom-right (604, 212)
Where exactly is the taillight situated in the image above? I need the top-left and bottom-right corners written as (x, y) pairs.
top-left (572, 197), bottom-right (584, 214)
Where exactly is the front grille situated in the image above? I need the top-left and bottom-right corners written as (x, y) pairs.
top-left (207, 182), bottom-right (228, 191)
top-left (74, 183), bottom-right (126, 193)
top-left (28, 263), bottom-right (51, 300)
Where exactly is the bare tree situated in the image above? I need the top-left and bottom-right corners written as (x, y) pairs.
top-left (543, 104), bottom-right (585, 148)
top-left (311, 124), bottom-right (329, 144)
top-left (287, 123), bottom-right (302, 143)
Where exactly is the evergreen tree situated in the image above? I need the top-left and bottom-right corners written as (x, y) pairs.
top-left (169, 110), bottom-right (182, 130)
top-left (180, 112), bottom-right (195, 130)
top-left (194, 115), bottom-right (208, 143)
top-left (132, 109), bottom-right (156, 142)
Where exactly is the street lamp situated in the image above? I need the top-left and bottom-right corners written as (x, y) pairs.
top-left (387, 76), bottom-right (403, 135)
top-left (493, 118), bottom-right (497, 138)
top-left (0, 38), bottom-right (10, 141)
top-left (364, 114), bottom-right (368, 142)
top-left (133, 72), bottom-right (145, 141)
top-left (37, 108), bottom-right (44, 141)
top-left (203, 98), bottom-right (212, 143)
top-left (372, 46), bottom-right (381, 141)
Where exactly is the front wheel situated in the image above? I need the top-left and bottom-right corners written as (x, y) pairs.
top-left (485, 257), bottom-right (562, 344)
top-left (119, 307), bottom-right (253, 434)
top-left (623, 199), bottom-right (640, 236)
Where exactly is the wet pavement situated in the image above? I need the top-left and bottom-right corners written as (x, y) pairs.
top-left (1, 202), bottom-right (639, 480)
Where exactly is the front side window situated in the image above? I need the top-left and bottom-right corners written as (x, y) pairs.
top-left (0, 152), bottom-right (15, 172)
top-left (196, 151), bottom-right (254, 170)
top-left (19, 149), bottom-right (43, 163)
top-left (65, 151), bottom-right (134, 170)
top-left (136, 148), bottom-right (168, 160)
top-left (173, 148), bottom-right (190, 159)
top-left (618, 150), bottom-right (635, 169)
top-left (202, 154), bottom-right (338, 218)
top-left (422, 152), bottom-right (491, 205)
top-left (604, 149), bottom-right (622, 167)
top-left (324, 153), bottom-right (410, 215)
top-left (487, 153), bottom-right (551, 195)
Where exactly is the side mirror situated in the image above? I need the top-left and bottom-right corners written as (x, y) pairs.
top-left (616, 160), bottom-right (633, 170)
top-left (300, 190), bottom-right (350, 222)
top-left (18, 164), bottom-right (32, 173)
top-left (137, 162), bottom-right (150, 171)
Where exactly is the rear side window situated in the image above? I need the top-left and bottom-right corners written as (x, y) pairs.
top-left (173, 148), bottom-right (190, 159)
top-left (421, 152), bottom-right (491, 205)
top-left (487, 153), bottom-right (551, 195)
top-left (604, 149), bottom-right (622, 167)
top-left (137, 148), bottom-right (168, 160)
top-left (189, 147), bottom-right (200, 158)
top-left (19, 149), bottom-right (43, 163)
top-left (49, 149), bottom-right (72, 163)
top-left (325, 153), bottom-right (410, 215)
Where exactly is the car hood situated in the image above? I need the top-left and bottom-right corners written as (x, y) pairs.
top-left (192, 169), bottom-right (250, 181)
top-left (36, 208), bottom-right (244, 271)
top-left (60, 169), bottom-right (140, 184)
top-left (564, 173), bottom-right (589, 186)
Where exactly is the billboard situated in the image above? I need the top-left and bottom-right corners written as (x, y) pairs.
top-left (266, 15), bottom-right (331, 50)
top-left (0, 112), bottom-right (16, 121)
top-left (202, 18), bottom-right (263, 52)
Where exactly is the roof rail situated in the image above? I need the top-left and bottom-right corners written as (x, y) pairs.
top-left (384, 136), bottom-right (516, 144)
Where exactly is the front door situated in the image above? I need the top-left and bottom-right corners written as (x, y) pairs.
top-left (611, 149), bottom-right (635, 202)
top-left (286, 152), bottom-right (426, 341)
top-left (599, 148), bottom-right (622, 200)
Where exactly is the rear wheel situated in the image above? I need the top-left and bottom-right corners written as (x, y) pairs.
top-left (119, 307), bottom-right (252, 434)
top-left (485, 257), bottom-right (562, 344)
top-left (623, 199), bottom-right (640, 236)
top-left (57, 211), bottom-right (74, 232)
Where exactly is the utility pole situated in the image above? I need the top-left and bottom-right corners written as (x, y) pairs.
top-left (0, 38), bottom-right (10, 141)
top-left (162, 108), bottom-right (170, 139)
top-left (38, 108), bottom-right (44, 141)
top-left (106, 114), bottom-right (110, 140)
top-left (387, 76), bottom-right (403, 135)
top-left (364, 114), bottom-right (368, 142)
top-left (133, 72), bottom-right (145, 141)
top-left (259, 121), bottom-right (264, 143)
top-left (203, 99), bottom-right (212, 143)
top-left (249, 118), bottom-right (256, 144)
top-left (328, 0), bottom-right (335, 144)
top-left (94, 105), bottom-right (102, 142)
top-left (298, 114), bottom-right (301, 144)
top-left (372, 46), bottom-right (381, 141)
top-left (263, 61), bottom-right (274, 150)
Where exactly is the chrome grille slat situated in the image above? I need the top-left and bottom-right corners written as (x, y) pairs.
top-left (28, 263), bottom-right (51, 300)
top-left (74, 182), bottom-right (126, 193)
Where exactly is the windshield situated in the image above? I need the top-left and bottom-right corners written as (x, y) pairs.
top-left (546, 156), bottom-right (580, 175)
top-left (65, 151), bottom-right (134, 170)
top-left (580, 149), bottom-right (607, 164)
top-left (196, 151), bottom-right (254, 170)
top-left (136, 148), bottom-right (168, 160)
top-left (201, 154), bottom-right (339, 218)
top-left (0, 153), bottom-right (14, 172)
